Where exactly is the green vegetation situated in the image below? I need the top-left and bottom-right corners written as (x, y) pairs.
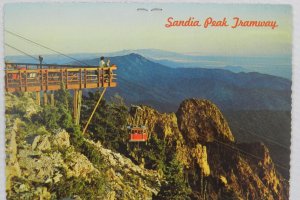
top-left (29, 88), bottom-right (77, 134)
top-left (81, 92), bottom-right (129, 153)
top-left (154, 155), bottom-right (191, 200)
top-left (53, 173), bottom-right (106, 199)
top-left (140, 134), bottom-right (167, 171)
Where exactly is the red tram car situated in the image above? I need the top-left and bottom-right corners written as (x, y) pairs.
top-left (128, 126), bottom-right (148, 142)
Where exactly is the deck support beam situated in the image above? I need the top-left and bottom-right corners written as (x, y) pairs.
top-left (43, 91), bottom-right (48, 105)
top-left (73, 90), bottom-right (82, 125)
top-left (50, 91), bottom-right (55, 106)
top-left (36, 91), bottom-right (40, 106)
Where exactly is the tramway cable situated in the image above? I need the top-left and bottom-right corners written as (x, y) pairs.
top-left (5, 29), bottom-right (89, 66)
top-left (5, 42), bottom-right (41, 62)
top-left (241, 129), bottom-right (290, 150)
top-left (197, 134), bottom-right (290, 172)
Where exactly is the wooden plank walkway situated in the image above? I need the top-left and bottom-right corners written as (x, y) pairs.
top-left (5, 63), bottom-right (117, 92)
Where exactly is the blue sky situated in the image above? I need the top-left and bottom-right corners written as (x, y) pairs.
top-left (4, 3), bottom-right (292, 56)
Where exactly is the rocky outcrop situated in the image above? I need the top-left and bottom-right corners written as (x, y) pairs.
top-left (52, 129), bottom-right (70, 150)
top-left (6, 124), bottom-right (98, 199)
top-left (192, 144), bottom-right (210, 176)
top-left (238, 142), bottom-right (287, 198)
top-left (87, 140), bottom-right (161, 198)
top-left (5, 118), bottom-right (22, 195)
top-left (177, 99), bottom-right (235, 144)
top-left (129, 98), bottom-right (288, 199)
top-left (128, 105), bottom-right (181, 140)
top-left (6, 115), bottom-right (161, 200)
top-left (31, 135), bottom-right (51, 151)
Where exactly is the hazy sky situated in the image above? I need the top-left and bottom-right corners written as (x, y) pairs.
top-left (4, 3), bottom-right (292, 56)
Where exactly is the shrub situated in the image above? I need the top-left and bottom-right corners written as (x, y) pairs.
top-left (53, 174), bottom-right (106, 199)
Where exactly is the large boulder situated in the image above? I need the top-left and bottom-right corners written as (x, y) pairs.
top-left (64, 151), bottom-right (96, 179)
top-left (52, 129), bottom-right (70, 150)
top-left (31, 135), bottom-right (51, 152)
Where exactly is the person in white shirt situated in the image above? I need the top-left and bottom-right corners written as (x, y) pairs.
top-left (99, 56), bottom-right (106, 67)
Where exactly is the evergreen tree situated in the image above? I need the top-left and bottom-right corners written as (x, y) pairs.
top-left (54, 84), bottom-right (72, 110)
top-left (81, 92), bottom-right (129, 153)
top-left (39, 87), bottom-right (74, 132)
top-left (154, 156), bottom-right (191, 200)
top-left (141, 134), bottom-right (166, 171)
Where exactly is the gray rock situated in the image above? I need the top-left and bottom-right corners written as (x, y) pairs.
top-left (32, 135), bottom-right (51, 152)
top-left (52, 129), bottom-right (70, 150)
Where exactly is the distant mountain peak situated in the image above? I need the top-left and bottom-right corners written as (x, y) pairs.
top-left (127, 53), bottom-right (143, 57)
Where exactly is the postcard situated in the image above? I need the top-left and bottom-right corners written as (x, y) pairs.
top-left (2, 2), bottom-right (294, 200)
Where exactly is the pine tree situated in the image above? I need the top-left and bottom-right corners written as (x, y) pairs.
top-left (154, 156), bottom-right (191, 200)
top-left (81, 92), bottom-right (129, 153)
top-left (141, 134), bottom-right (166, 171)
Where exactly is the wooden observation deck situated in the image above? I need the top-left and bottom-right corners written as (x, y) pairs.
top-left (5, 63), bottom-right (117, 92)
top-left (5, 62), bottom-right (117, 125)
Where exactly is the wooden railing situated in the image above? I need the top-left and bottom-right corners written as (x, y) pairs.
top-left (5, 63), bottom-right (117, 92)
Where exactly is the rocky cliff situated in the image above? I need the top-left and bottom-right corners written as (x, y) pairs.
top-left (128, 98), bottom-right (289, 199)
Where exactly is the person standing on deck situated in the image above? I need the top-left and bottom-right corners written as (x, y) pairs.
top-left (97, 56), bottom-right (106, 82)
top-left (99, 56), bottom-right (106, 67)
top-left (39, 55), bottom-right (43, 69)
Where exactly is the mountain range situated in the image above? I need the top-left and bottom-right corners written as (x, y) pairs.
top-left (78, 53), bottom-right (291, 112)
top-left (6, 48), bottom-right (292, 79)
